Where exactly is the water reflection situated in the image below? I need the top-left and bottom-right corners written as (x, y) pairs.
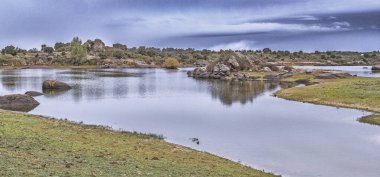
top-left (204, 80), bottom-right (270, 106)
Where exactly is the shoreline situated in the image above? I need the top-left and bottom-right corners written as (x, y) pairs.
top-left (0, 109), bottom-right (277, 177)
top-left (275, 77), bottom-right (380, 126)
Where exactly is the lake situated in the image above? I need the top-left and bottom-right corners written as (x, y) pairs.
top-left (293, 65), bottom-right (380, 77)
top-left (1, 68), bottom-right (380, 177)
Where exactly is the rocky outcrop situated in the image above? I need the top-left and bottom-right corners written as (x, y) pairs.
top-left (92, 39), bottom-right (105, 51)
top-left (42, 80), bottom-right (72, 90)
top-left (189, 52), bottom-right (256, 80)
top-left (25, 91), bottom-right (44, 97)
top-left (0, 94), bottom-right (40, 112)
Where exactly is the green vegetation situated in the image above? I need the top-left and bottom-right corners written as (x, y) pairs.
top-left (70, 37), bottom-right (88, 65)
top-left (1, 37), bottom-right (380, 68)
top-left (358, 115), bottom-right (380, 126)
top-left (276, 77), bottom-right (380, 112)
top-left (0, 110), bottom-right (275, 177)
top-left (162, 57), bottom-right (181, 69)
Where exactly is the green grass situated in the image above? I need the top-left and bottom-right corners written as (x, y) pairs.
top-left (276, 77), bottom-right (380, 112)
top-left (358, 115), bottom-right (380, 126)
top-left (0, 110), bottom-right (276, 177)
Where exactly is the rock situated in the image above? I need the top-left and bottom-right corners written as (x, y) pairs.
top-left (315, 73), bottom-right (338, 79)
top-left (263, 67), bottom-right (272, 72)
top-left (194, 60), bottom-right (209, 67)
top-left (295, 79), bottom-right (310, 84)
top-left (0, 94), bottom-right (40, 112)
top-left (333, 72), bottom-right (351, 78)
top-left (264, 74), bottom-right (280, 81)
top-left (372, 65), bottom-right (380, 71)
top-left (36, 59), bottom-right (45, 65)
top-left (92, 39), bottom-right (105, 51)
top-left (280, 73), bottom-right (294, 78)
top-left (25, 91), bottom-right (43, 97)
top-left (232, 73), bottom-right (246, 81)
top-left (187, 71), bottom-right (193, 77)
top-left (315, 72), bottom-right (351, 79)
top-left (213, 63), bottom-right (230, 74)
top-left (227, 57), bottom-right (240, 69)
top-left (42, 80), bottom-right (72, 90)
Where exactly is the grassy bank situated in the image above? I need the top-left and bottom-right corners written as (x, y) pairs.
top-left (276, 77), bottom-right (380, 112)
top-left (0, 110), bottom-right (275, 177)
top-left (358, 115), bottom-right (380, 126)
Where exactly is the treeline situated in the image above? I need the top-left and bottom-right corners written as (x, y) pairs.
top-left (1, 37), bottom-right (380, 67)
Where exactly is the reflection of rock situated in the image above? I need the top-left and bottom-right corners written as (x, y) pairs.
top-left (42, 89), bottom-right (70, 97)
top-left (42, 80), bottom-right (72, 90)
top-left (206, 80), bottom-right (278, 106)
top-left (25, 91), bottom-right (43, 97)
top-left (372, 65), bottom-right (380, 71)
top-left (295, 79), bottom-right (310, 84)
top-left (0, 94), bottom-right (40, 112)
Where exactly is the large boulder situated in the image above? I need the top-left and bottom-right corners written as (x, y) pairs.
top-left (0, 94), bottom-right (40, 112)
top-left (42, 80), bottom-right (72, 90)
top-left (227, 57), bottom-right (240, 69)
top-left (191, 67), bottom-right (211, 79)
top-left (213, 63), bottom-right (230, 75)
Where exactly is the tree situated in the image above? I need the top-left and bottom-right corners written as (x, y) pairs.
top-left (54, 42), bottom-right (70, 52)
top-left (263, 48), bottom-right (272, 54)
top-left (70, 37), bottom-right (87, 65)
top-left (41, 44), bottom-right (47, 52)
top-left (162, 57), bottom-right (180, 69)
top-left (42, 45), bottom-right (54, 54)
top-left (1, 45), bottom-right (18, 56)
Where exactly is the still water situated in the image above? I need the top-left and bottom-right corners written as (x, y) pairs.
top-left (1, 68), bottom-right (380, 177)
top-left (294, 65), bottom-right (380, 77)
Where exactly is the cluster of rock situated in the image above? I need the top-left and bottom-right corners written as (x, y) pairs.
top-left (0, 80), bottom-right (72, 112)
top-left (188, 52), bottom-right (290, 81)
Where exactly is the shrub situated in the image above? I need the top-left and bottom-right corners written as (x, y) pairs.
top-left (162, 57), bottom-right (180, 69)
top-left (70, 37), bottom-right (87, 65)
top-left (1, 45), bottom-right (18, 56)
top-left (43, 47), bottom-right (54, 54)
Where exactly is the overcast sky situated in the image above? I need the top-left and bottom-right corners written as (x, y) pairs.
top-left (1, 0), bottom-right (380, 51)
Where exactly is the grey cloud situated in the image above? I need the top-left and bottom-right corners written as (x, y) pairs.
top-left (0, 0), bottom-right (380, 51)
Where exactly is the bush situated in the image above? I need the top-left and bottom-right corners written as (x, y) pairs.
top-left (1, 45), bottom-right (18, 56)
top-left (70, 37), bottom-right (87, 65)
top-left (162, 57), bottom-right (180, 69)
top-left (43, 47), bottom-right (54, 54)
